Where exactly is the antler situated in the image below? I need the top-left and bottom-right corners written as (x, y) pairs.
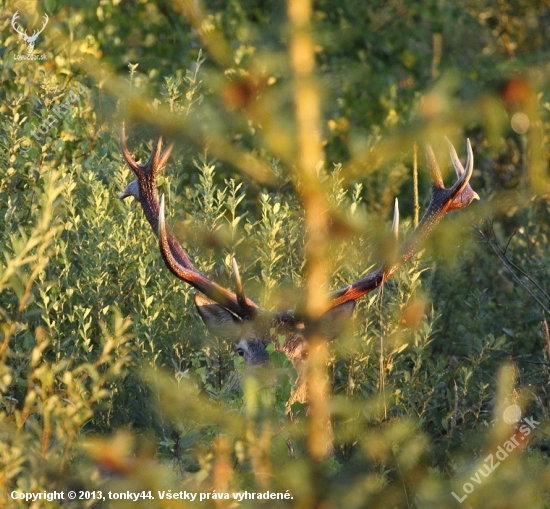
top-left (328, 138), bottom-right (479, 308)
top-left (29, 14), bottom-right (49, 42)
top-left (11, 12), bottom-right (28, 39)
top-left (119, 125), bottom-right (259, 319)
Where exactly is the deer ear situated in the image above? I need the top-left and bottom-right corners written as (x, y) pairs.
top-left (319, 300), bottom-right (356, 341)
top-left (194, 294), bottom-right (242, 342)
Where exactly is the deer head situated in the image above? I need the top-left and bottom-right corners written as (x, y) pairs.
top-left (119, 125), bottom-right (479, 408)
top-left (11, 11), bottom-right (49, 54)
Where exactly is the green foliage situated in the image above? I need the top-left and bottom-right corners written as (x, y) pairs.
top-left (1, 1), bottom-right (550, 508)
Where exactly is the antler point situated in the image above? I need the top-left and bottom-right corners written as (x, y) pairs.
top-left (392, 197), bottom-right (399, 240)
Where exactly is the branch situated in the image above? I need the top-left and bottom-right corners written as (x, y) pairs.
top-left (475, 222), bottom-right (550, 314)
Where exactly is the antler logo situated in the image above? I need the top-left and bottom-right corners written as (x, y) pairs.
top-left (11, 11), bottom-right (49, 55)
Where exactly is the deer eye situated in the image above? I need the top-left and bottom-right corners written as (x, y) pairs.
top-left (301, 349), bottom-right (308, 359)
top-left (236, 348), bottom-right (245, 357)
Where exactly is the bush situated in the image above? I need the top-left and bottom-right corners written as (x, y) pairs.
top-left (1, 1), bottom-right (549, 508)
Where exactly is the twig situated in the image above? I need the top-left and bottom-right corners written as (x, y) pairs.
top-left (413, 142), bottom-right (419, 228)
top-left (516, 359), bottom-right (550, 366)
top-left (475, 223), bottom-right (550, 314)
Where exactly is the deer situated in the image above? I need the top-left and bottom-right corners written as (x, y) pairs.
top-left (119, 125), bottom-right (479, 443)
top-left (11, 11), bottom-right (49, 55)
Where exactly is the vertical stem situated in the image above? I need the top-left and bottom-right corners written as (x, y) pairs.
top-left (431, 33), bottom-right (441, 79)
top-left (378, 294), bottom-right (387, 420)
top-left (287, 0), bottom-right (332, 461)
top-left (543, 312), bottom-right (550, 360)
top-left (413, 143), bottom-right (419, 228)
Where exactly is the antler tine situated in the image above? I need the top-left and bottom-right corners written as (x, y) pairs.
top-left (445, 136), bottom-right (471, 178)
top-left (11, 12), bottom-right (27, 37)
top-left (145, 137), bottom-right (174, 179)
top-left (120, 123), bottom-right (141, 174)
top-left (232, 257), bottom-right (249, 310)
top-left (446, 139), bottom-right (479, 206)
top-left (31, 13), bottom-right (48, 38)
top-left (424, 143), bottom-right (444, 188)
top-left (445, 139), bottom-right (479, 210)
top-left (328, 139), bottom-right (478, 308)
top-left (392, 197), bottom-right (399, 242)
top-left (120, 123), bottom-right (174, 178)
top-left (119, 123), bottom-right (174, 219)
top-left (158, 195), bottom-right (259, 318)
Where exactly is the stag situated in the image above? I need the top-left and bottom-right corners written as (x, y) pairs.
top-left (11, 11), bottom-right (49, 54)
top-left (119, 126), bottom-right (478, 421)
